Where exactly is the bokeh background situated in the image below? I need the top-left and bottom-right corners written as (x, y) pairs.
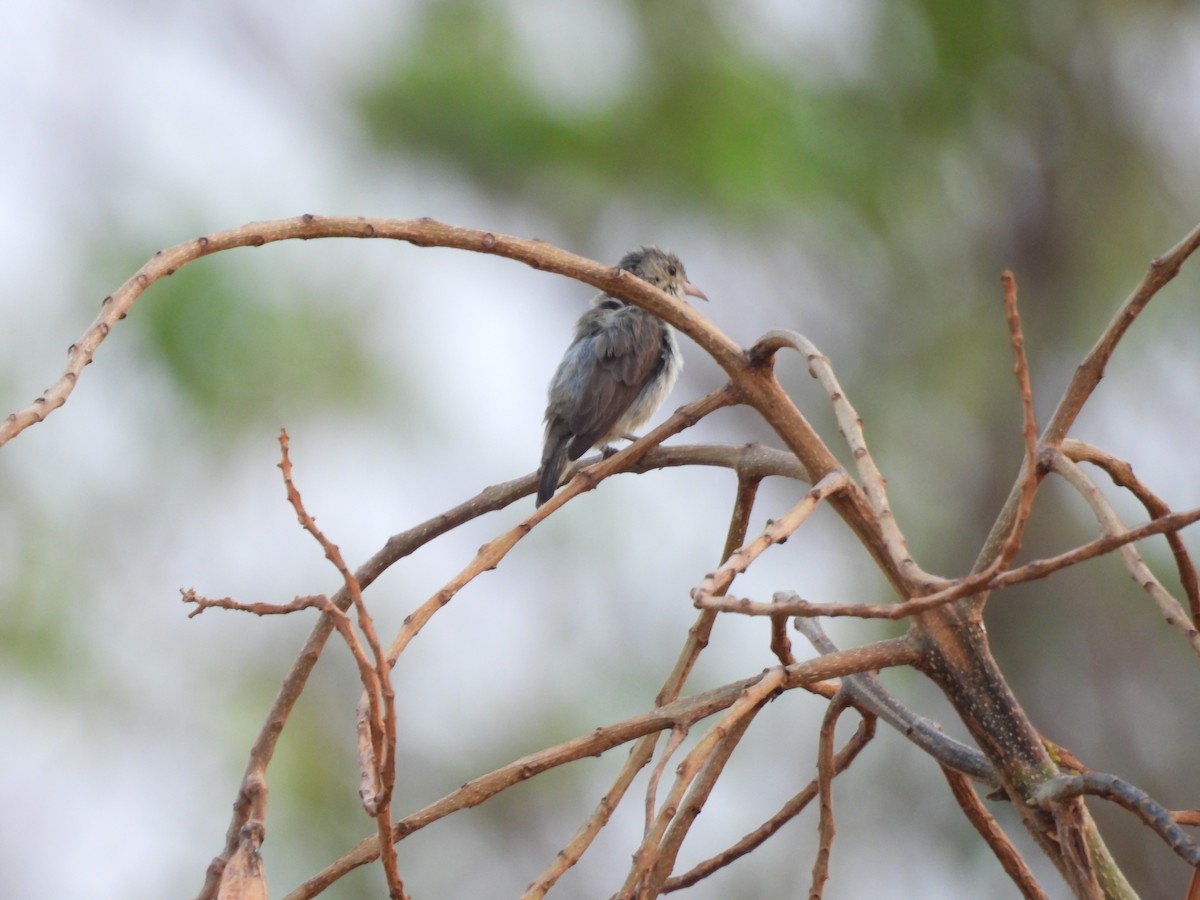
top-left (3, 1), bottom-right (1200, 897)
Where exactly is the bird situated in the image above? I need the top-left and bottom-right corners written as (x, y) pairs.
top-left (536, 246), bottom-right (707, 506)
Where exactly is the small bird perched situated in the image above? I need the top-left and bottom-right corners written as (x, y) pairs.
top-left (536, 247), bottom-right (707, 506)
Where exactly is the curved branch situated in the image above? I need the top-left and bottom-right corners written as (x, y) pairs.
top-left (1047, 451), bottom-right (1200, 656)
top-left (1033, 772), bottom-right (1200, 867)
top-left (750, 328), bottom-right (941, 588)
top-left (1065, 438), bottom-right (1200, 625)
top-left (527, 471), bottom-right (772, 897)
top-left (974, 220), bottom-right (1200, 574)
top-left (1, 216), bottom-right (745, 449)
top-left (662, 712), bottom-right (876, 892)
top-left (286, 637), bottom-right (918, 899)
top-left (792, 618), bottom-right (995, 783)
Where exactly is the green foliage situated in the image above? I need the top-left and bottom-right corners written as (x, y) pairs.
top-left (135, 256), bottom-right (378, 425)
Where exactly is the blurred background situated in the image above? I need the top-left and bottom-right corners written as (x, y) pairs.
top-left (3, 1), bottom-right (1200, 897)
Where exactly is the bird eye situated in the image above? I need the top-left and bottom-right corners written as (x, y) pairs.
top-left (667, 265), bottom-right (677, 277)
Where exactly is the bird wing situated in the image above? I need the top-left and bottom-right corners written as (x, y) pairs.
top-left (549, 303), bottom-right (664, 460)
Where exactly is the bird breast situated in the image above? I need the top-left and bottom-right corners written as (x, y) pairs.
top-left (603, 321), bottom-right (681, 442)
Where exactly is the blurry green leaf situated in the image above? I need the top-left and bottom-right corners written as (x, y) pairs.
top-left (136, 257), bottom-right (378, 425)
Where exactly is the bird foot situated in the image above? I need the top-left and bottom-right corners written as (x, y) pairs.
top-left (600, 445), bottom-right (619, 459)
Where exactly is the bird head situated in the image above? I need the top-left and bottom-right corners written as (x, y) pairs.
top-left (617, 246), bottom-right (708, 302)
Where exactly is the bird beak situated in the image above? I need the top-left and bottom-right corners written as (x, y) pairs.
top-left (683, 281), bottom-right (708, 302)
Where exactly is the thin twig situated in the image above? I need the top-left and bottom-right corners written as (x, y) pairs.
top-left (638, 698), bottom-right (763, 899)
top-left (750, 329), bottom-right (943, 588)
top-left (182, 590), bottom-right (328, 618)
top-left (662, 712), bottom-right (875, 892)
top-left (1065, 438), bottom-right (1200, 627)
top-left (704, 503), bottom-right (1200, 622)
top-left (1047, 450), bottom-right (1200, 656)
top-left (809, 693), bottom-right (850, 900)
top-left (277, 431), bottom-right (407, 900)
top-left (690, 470), bottom-right (851, 608)
top-left (993, 271), bottom-right (1042, 574)
top-left (289, 638), bottom-right (919, 899)
top-left (622, 668), bottom-right (787, 899)
top-left (973, 220), bottom-right (1200, 575)
top-left (769, 589), bottom-right (797, 666)
top-left (644, 727), bottom-right (690, 837)
top-left (940, 766), bottom-right (1048, 899)
top-left (527, 473), bottom-right (765, 897)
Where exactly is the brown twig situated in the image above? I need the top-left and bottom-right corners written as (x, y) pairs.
top-left (182, 590), bottom-right (328, 618)
top-left (290, 637), bottom-right (918, 898)
top-left (940, 765), bottom-right (1048, 899)
top-left (622, 668), bottom-right (787, 899)
top-left (704, 503), bottom-right (1200, 622)
top-left (532, 474), bottom-right (765, 897)
top-left (769, 589), bottom-right (797, 666)
top-left (750, 329), bottom-right (943, 589)
top-left (280, 434), bottom-right (408, 899)
top-left (275, 432), bottom-right (407, 898)
top-left (974, 220), bottom-right (1200, 574)
top-left (690, 470), bottom-right (851, 608)
top-left (644, 727), bottom-right (690, 837)
top-left (1046, 450), bottom-right (1200, 656)
top-left (809, 693), bottom-right (850, 900)
top-left (662, 711), bottom-right (876, 892)
top-left (1065, 438), bottom-right (1200, 627)
top-left (993, 271), bottom-right (1042, 575)
top-left (189, 433), bottom-right (410, 900)
top-left (639, 703), bottom-right (762, 898)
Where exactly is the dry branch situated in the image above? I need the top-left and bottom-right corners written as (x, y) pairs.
top-left (662, 712), bottom-right (876, 892)
top-left (1032, 773), bottom-right (1200, 867)
top-left (15, 216), bottom-right (1199, 898)
top-left (941, 766), bottom-right (1048, 899)
top-left (1065, 438), bottom-right (1200, 625)
top-left (287, 637), bottom-right (919, 899)
top-left (1047, 450), bottom-right (1200, 656)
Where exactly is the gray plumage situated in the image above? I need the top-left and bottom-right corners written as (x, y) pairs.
top-left (536, 247), bottom-right (707, 506)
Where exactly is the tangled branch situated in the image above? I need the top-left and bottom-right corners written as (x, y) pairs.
top-left (7, 216), bottom-right (1200, 898)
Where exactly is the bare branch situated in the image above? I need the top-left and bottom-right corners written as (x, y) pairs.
top-left (662, 712), bottom-right (875, 892)
top-left (750, 329), bottom-right (943, 588)
top-left (994, 271), bottom-right (1042, 574)
top-left (276, 431), bottom-right (407, 900)
top-left (289, 639), bottom-right (918, 898)
top-left (706, 503), bottom-right (1200, 623)
top-left (809, 693), bottom-right (851, 900)
top-left (2, 217), bottom-right (752, 450)
top-left (691, 470), bottom-right (851, 608)
top-left (1032, 772), bottom-right (1200, 867)
top-left (941, 766), bottom-right (1048, 899)
top-left (623, 668), bottom-right (786, 898)
top-left (974, 220), bottom-right (1200, 575)
top-left (1047, 450), bottom-right (1200, 656)
top-left (792, 618), bottom-right (994, 783)
top-left (181, 590), bottom-right (328, 618)
top-left (1065, 438), bottom-right (1200, 626)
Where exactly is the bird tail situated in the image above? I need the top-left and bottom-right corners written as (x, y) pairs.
top-left (536, 434), bottom-right (570, 507)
